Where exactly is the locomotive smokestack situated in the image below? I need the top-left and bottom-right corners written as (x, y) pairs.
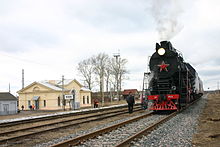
top-left (160, 41), bottom-right (169, 46)
top-left (156, 41), bottom-right (174, 52)
top-left (160, 41), bottom-right (173, 50)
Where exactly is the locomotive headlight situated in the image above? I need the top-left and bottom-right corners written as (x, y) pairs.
top-left (172, 86), bottom-right (176, 90)
top-left (158, 48), bottom-right (165, 55)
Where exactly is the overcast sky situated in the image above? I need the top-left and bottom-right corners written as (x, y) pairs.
top-left (0, 0), bottom-right (220, 95)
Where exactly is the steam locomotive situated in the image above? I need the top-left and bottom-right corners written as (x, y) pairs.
top-left (142, 41), bottom-right (203, 111)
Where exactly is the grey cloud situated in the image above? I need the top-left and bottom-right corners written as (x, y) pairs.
top-left (173, 27), bottom-right (220, 66)
top-left (65, 0), bottom-right (153, 33)
top-left (199, 68), bottom-right (220, 77)
top-left (0, 25), bottom-right (60, 52)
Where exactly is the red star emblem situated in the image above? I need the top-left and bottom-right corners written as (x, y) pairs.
top-left (157, 61), bottom-right (169, 72)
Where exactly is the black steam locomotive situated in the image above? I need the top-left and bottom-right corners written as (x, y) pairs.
top-left (142, 41), bottom-right (203, 110)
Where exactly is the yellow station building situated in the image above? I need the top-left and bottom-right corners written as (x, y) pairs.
top-left (17, 79), bottom-right (91, 110)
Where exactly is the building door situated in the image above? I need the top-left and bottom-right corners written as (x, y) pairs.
top-left (3, 104), bottom-right (9, 115)
top-left (35, 100), bottom-right (39, 109)
top-left (71, 90), bottom-right (75, 110)
top-left (70, 98), bottom-right (75, 110)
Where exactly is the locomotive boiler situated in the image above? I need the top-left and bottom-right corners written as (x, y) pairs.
top-left (143, 41), bottom-right (203, 111)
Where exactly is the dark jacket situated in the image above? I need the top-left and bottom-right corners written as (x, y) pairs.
top-left (126, 95), bottom-right (135, 104)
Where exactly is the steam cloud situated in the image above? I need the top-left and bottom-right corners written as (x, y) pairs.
top-left (151, 0), bottom-right (184, 41)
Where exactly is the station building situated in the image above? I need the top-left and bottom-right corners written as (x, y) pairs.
top-left (17, 79), bottom-right (91, 110)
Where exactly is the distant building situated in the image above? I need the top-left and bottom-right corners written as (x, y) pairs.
top-left (122, 89), bottom-right (139, 99)
top-left (0, 92), bottom-right (18, 115)
top-left (17, 79), bottom-right (91, 110)
top-left (91, 91), bottom-right (118, 102)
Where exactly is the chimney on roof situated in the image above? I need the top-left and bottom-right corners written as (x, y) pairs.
top-left (48, 80), bottom-right (56, 85)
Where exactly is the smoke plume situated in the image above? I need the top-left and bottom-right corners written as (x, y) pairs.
top-left (151, 0), bottom-right (184, 41)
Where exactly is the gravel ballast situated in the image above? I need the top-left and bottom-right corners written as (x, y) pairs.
top-left (76, 114), bottom-right (165, 147)
top-left (34, 112), bottom-right (151, 147)
top-left (131, 95), bottom-right (207, 147)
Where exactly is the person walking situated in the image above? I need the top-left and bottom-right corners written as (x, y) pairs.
top-left (21, 105), bottom-right (24, 110)
top-left (32, 104), bottom-right (35, 110)
top-left (126, 92), bottom-right (135, 113)
top-left (94, 99), bottom-right (99, 108)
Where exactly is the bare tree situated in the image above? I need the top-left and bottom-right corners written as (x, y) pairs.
top-left (92, 53), bottom-right (109, 106)
top-left (77, 53), bottom-right (128, 104)
top-left (118, 58), bottom-right (129, 97)
top-left (105, 58), bottom-right (112, 93)
top-left (105, 58), bottom-right (115, 101)
top-left (110, 57), bottom-right (128, 100)
top-left (77, 58), bottom-right (94, 90)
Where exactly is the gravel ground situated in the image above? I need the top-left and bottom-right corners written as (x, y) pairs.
top-left (75, 114), bottom-right (165, 147)
top-left (131, 95), bottom-right (207, 147)
top-left (34, 111), bottom-right (152, 147)
top-left (192, 93), bottom-right (220, 147)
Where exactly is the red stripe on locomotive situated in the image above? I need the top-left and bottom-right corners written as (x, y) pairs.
top-left (147, 94), bottom-right (179, 110)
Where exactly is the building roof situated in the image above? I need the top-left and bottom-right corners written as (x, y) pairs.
top-left (0, 92), bottom-right (17, 101)
top-left (41, 79), bottom-right (73, 86)
top-left (122, 89), bottom-right (138, 95)
top-left (38, 81), bottom-right (63, 91)
top-left (18, 79), bottom-right (86, 93)
top-left (39, 79), bottom-right (83, 91)
top-left (56, 79), bottom-right (73, 85)
top-left (80, 87), bottom-right (91, 92)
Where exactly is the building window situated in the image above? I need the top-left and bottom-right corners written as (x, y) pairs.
top-left (28, 100), bottom-right (31, 107)
top-left (58, 96), bottom-right (61, 106)
top-left (44, 100), bottom-right (46, 107)
top-left (87, 96), bottom-right (89, 104)
top-left (83, 96), bottom-right (85, 104)
top-left (33, 86), bottom-right (40, 92)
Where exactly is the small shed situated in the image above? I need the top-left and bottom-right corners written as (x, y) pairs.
top-left (0, 92), bottom-right (18, 115)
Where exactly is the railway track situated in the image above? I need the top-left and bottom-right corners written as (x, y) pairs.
top-left (0, 106), bottom-right (142, 145)
top-left (49, 112), bottom-right (162, 147)
top-left (0, 104), bottom-right (140, 128)
top-left (50, 99), bottom-right (201, 147)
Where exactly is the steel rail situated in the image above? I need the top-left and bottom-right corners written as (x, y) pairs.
top-left (0, 107), bottom-right (137, 136)
top-left (0, 108), bottom-right (143, 144)
top-left (0, 104), bottom-right (140, 128)
top-left (50, 112), bottom-right (154, 147)
top-left (114, 112), bottom-right (177, 147)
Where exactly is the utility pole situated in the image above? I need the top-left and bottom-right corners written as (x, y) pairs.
top-left (109, 83), bottom-right (112, 103)
top-left (101, 74), bottom-right (104, 106)
top-left (113, 51), bottom-right (120, 101)
top-left (22, 69), bottom-right (24, 89)
top-left (9, 83), bottom-right (10, 93)
top-left (119, 57), bottom-right (121, 101)
top-left (62, 75), bottom-right (65, 111)
top-left (218, 81), bottom-right (219, 94)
